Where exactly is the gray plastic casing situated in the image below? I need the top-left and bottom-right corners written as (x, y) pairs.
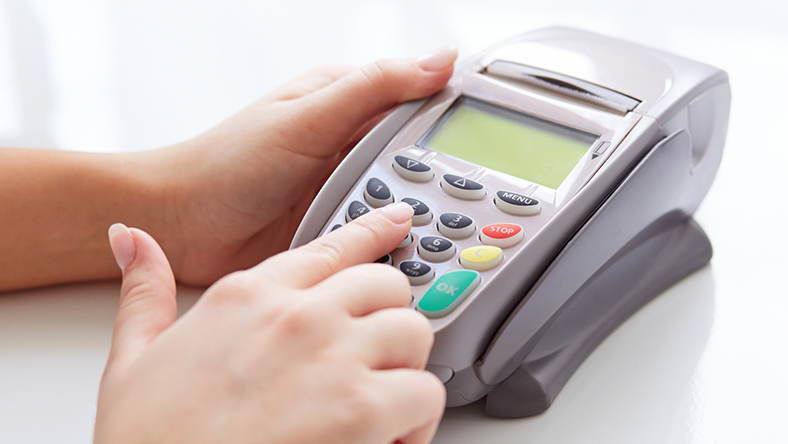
top-left (290, 27), bottom-right (730, 416)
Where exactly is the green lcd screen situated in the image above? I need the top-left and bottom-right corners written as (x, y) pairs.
top-left (419, 97), bottom-right (598, 189)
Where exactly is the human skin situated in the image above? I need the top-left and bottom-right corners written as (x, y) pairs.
top-left (0, 47), bottom-right (457, 291)
top-left (96, 204), bottom-right (445, 444)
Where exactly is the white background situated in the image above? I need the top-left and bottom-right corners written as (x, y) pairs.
top-left (1, 0), bottom-right (787, 442)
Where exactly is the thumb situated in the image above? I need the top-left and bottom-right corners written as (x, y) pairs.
top-left (289, 46), bottom-right (458, 157)
top-left (106, 223), bottom-right (177, 370)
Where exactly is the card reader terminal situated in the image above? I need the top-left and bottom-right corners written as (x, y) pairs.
top-left (291, 27), bottom-right (730, 418)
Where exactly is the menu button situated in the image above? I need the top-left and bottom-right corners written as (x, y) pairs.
top-left (494, 190), bottom-right (541, 215)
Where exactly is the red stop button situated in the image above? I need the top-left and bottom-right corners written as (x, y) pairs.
top-left (481, 223), bottom-right (524, 248)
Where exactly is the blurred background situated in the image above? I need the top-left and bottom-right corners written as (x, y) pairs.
top-left (1, 0), bottom-right (786, 443)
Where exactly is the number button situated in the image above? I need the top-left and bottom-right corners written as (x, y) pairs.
top-left (440, 174), bottom-right (485, 200)
top-left (392, 155), bottom-right (434, 182)
top-left (398, 260), bottom-right (435, 286)
top-left (459, 246), bottom-right (503, 271)
top-left (417, 270), bottom-right (481, 318)
top-left (480, 223), bottom-right (524, 248)
top-left (397, 232), bottom-right (414, 249)
top-left (345, 200), bottom-right (370, 222)
top-left (437, 212), bottom-right (476, 239)
top-left (494, 190), bottom-right (541, 215)
top-left (401, 197), bottom-right (433, 226)
top-left (417, 236), bottom-right (456, 262)
top-left (375, 254), bottom-right (393, 265)
top-left (363, 177), bottom-right (394, 208)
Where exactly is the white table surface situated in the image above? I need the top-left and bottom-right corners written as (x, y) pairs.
top-left (2, 1), bottom-right (787, 442)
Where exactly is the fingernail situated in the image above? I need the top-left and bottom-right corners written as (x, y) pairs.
top-left (108, 223), bottom-right (137, 272)
top-left (417, 45), bottom-right (458, 72)
top-left (380, 202), bottom-right (414, 224)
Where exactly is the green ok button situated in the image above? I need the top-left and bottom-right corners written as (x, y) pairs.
top-left (417, 270), bottom-right (481, 319)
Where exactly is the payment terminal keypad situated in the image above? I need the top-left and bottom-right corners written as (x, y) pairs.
top-left (322, 144), bottom-right (551, 320)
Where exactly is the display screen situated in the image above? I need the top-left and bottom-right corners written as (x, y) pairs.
top-left (418, 97), bottom-right (598, 189)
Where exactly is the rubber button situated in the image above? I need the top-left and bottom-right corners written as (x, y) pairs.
top-left (398, 260), bottom-right (435, 286)
top-left (363, 177), bottom-right (394, 208)
top-left (397, 232), bottom-right (413, 249)
top-left (460, 246), bottom-right (503, 271)
top-left (375, 254), bottom-right (393, 265)
top-left (417, 236), bottom-right (456, 262)
top-left (494, 190), bottom-right (541, 215)
top-left (440, 174), bottom-right (485, 200)
top-left (417, 270), bottom-right (480, 318)
top-left (437, 212), bottom-right (476, 239)
top-left (393, 155), bottom-right (434, 182)
top-left (480, 223), bottom-right (524, 248)
top-left (345, 200), bottom-right (370, 222)
top-left (401, 197), bottom-right (432, 226)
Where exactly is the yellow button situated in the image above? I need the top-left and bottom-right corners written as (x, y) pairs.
top-left (460, 246), bottom-right (503, 271)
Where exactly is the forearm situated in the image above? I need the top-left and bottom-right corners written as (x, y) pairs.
top-left (0, 148), bottom-right (178, 291)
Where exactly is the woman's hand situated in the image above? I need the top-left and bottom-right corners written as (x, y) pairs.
top-left (95, 202), bottom-right (446, 444)
top-left (0, 48), bottom-right (455, 292)
top-left (157, 48), bottom-right (457, 285)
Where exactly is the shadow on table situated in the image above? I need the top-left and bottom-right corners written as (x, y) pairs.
top-left (433, 265), bottom-right (716, 444)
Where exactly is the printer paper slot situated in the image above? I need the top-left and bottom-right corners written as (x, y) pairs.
top-left (482, 60), bottom-right (641, 115)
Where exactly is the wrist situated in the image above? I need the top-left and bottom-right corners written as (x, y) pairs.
top-left (122, 144), bottom-right (199, 281)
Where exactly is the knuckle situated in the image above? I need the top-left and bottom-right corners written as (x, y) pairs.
top-left (421, 371), bottom-right (448, 411)
top-left (335, 376), bottom-right (381, 429)
top-left (205, 271), bottom-right (256, 305)
top-left (299, 240), bottom-right (345, 277)
top-left (275, 299), bottom-right (326, 336)
top-left (119, 279), bottom-right (174, 310)
top-left (401, 310), bottom-right (435, 349)
top-left (359, 59), bottom-right (391, 92)
top-left (351, 215), bottom-right (391, 249)
top-left (352, 263), bottom-right (411, 305)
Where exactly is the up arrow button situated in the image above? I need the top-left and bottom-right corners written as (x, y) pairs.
top-left (440, 174), bottom-right (486, 200)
